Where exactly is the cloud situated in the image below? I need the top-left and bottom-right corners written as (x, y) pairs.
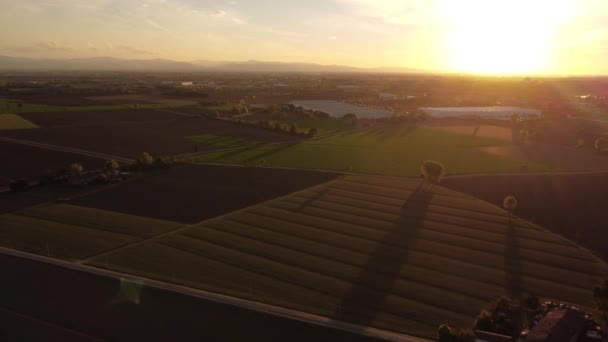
top-left (210, 10), bottom-right (227, 17)
top-left (145, 18), bottom-right (169, 32)
top-left (335, 0), bottom-right (440, 26)
top-left (116, 45), bottom-right (155, 56)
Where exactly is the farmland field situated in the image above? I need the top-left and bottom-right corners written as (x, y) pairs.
top-left (1, 252), bottom-right (383, 341)
top-left (0, 140), bottom-right (105, 187)
top-left (0, 114), bottom-right (38, 130)
top-left (0, 115), bottom-right (296, 158)
top-left (0, 203), bottom-right (181, 261)
top-left (442, 173), bottom-right (608, 260)
top-left (0, 98), bottom-right (188, 114)
top-left (428, 124), bottom-right (513, 141)
top-left (70, 165), bottom-right (341, 223)
top-left (82, 174), bottom-right (608, 339)
top-left (20, 109), bottom-right (185, 127)
top-left (187, 134), bottom-right (261, 149)
top-left (196, 125), bottom-right (549, 175)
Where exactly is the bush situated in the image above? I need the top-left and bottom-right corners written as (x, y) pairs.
top-left (503, 195), bottom-right (518, 214)
top-left (307, 127), bottom-right (318, 137)
top-left (421, 160), bottom-right (445, 184)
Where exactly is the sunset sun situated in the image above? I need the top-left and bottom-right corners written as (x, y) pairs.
top-left (442, 0), bottom-right (571, 74)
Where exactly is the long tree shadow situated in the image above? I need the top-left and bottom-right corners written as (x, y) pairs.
top-left (334, 180), bottom-right (434, 326)
top-left (505, 216), bottom-right (523, 300)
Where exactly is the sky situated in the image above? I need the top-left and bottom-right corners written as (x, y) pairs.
top-left (1, 0), bottom-right (608, 75)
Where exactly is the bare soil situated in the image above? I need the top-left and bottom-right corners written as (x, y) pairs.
top-left (0, 141), bottom-right (105, 187)
top-left (481, 144), bottom-right (608, 171)
top-left (71, 164), bottom-right (340, 223)
top-left (1, 115), bottom-right (297, 158)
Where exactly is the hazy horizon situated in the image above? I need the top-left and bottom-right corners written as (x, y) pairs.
top-left (2, 0), bottom-right (608, 75)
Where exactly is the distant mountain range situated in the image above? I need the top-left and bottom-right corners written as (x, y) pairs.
top-left (0, 56), bottom-right (423, 74)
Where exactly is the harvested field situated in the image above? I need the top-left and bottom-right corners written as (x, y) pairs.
top-left (0, 204), bottom-right (181, 261)
top-left (481, 144), bottom-right (608, 171)
top-left (1, 252), bottom-right (383, 341)
top-left (71, 165), bottom-right (341, 223)
top-left (0, 141), bottom-right (105, 187)
top-left (0, 114), bottom-right (38, 130)
top-left (20, 109), bottom-right (184, 127)
top-left (1, 116), bottom-right (296, 158)
top-left (442, 172), bottom-right (608, 260)
top-left (83, 175), bottom-right (608, 339)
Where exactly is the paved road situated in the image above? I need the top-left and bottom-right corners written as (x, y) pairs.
top-left (1, 248), bottom-right (429, 342)
top-left (0, 137), bottom-right (134, 164)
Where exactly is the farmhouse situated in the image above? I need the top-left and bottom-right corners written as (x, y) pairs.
top-left (419, 106), bottom-right (542, 120)
top-left (527, 309), bottom-right (585, 342)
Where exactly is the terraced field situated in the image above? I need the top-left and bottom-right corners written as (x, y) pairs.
top-left (76, 175), bottom-right (607, 339)
top-left (0, 204), bottom-right (182, 261)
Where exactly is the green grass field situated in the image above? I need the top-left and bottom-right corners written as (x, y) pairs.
top-left (0, 98), bottom-right (189, 114)
top-left (0, 114), bottom-right (38, 130)
top-left (187, 134), bottom-right (261, 149)
top-left (82, 175), bottom-right (608, 339)
top-left (195, 125), bottom-right (548, 176)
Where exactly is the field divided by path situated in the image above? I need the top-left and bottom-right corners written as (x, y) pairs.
top-left (81, 174), bottom-right (608, 339)
top-left (195, 125), bottom-right (550, 176)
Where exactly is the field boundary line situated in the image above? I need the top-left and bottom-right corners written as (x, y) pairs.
top-left (1, 247), bottom-right (429, 342)
top-left (0, 137), bottom-right (134, 163)
top-left (75, 176), bottom-right (344, 264)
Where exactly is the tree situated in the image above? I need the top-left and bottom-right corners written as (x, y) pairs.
top-left (289, 123), bottom-right (298, 134)
top-left (438, 324), bottom-right (454, 342)
top-left (503, 195), bottom-right (518, 216)
top-left (473, 310), bottom-right (494, 332)
top-left (592, 279), bottom-right (608, 319)
top-left (595, 138), bottom-right (607, 152)
top-left (139, 152), bottom-right (154, 167)
top-left (69, 163), bottom-right (83, 176)
top-left (421, 160), bottom-right (445, 184)
top-left (105, 160), bottom-right (119, 172)
top-left (525, 294), bottom-right (540, 311)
